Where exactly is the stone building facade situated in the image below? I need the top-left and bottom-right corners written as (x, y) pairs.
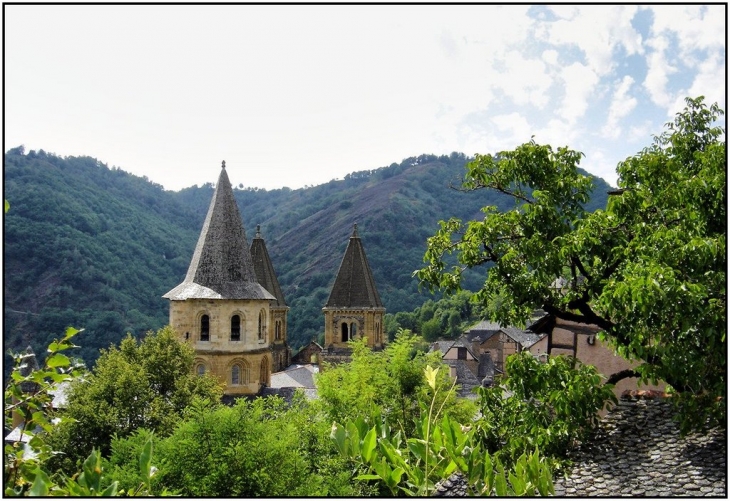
top-left (321, 224), bottom-right (386, 363)
top-left (251, 225), bottom-right (290, 373)
top-left (163, 162), bottom-right (280, 396)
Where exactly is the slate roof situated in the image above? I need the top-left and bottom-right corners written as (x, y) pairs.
top-left (269, 364), bottom-right (318, 389)
top-left (250, 225), bottom-right (287, 307)
top-left (554, 394), bottom-right (726, 497)
top-left (499, 327), bottom-right (545, 349)
top-left (163, 162), bottom-right (275, 301)
top-left (430, 340), bottom-right (456, 355)
top-left (429, 340), bottom-right (481, 397)
top-left (325, 224), bottom-right (383, 308)
top-left (450, 360), bottom-right (481, 398)
top-left (434, 393), bottom-right (726, 497)
top-left (463, 320), bottom-right (501, 343)
top-left (261, 387), bottom-right (318, 403)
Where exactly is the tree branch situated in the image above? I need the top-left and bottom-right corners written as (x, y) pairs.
top-left (605, 369), bottom-right (641, 385)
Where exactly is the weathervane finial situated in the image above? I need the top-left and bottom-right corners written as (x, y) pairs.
top-left (222, 160), bottom-right (226, 169)
top-left (256, 224), bottom-right (261, 238)
top-left (352, 223), bottom-right (358, 237)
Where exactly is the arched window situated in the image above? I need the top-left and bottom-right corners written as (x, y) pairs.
top-left (341, 322), bottom-right (349, 342)
top-left (350, 322), bottom-right (358, 339)
top-left (258, 310), bottom-right (266, 341)
top-left (242, 363), bottom-right (251, 384)
top-left (200, 315), bottom-right (210, 341)
top-left (196, 363), bottom-right (205, 376)
top-left (260, 357), bottom-right (269, 387)
top-left (231, 315), bottom-right (241, 341)
top-left (231, 364), bottom-right (241, 385)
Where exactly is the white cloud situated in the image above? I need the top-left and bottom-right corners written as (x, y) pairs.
top-left (602, 76), bottom-right (638, 138)
top-left (542, 5), bottom-right (643, 77)
top-left (541, 49), bottom-right (559, 66)
top-left (643, 35), bottom-right (678, 108)
top-left (649, 5), bottom-right (726, 60)
top-left (581, 148), bottom-right (618, 188)
top-left (3, 4), bottom-right (724, 192)
top-left (491, 50), bottom-right (553, 109)
top-left (557, 63), bottom-right (600, 124)
top-left (644, 5), bottom-right (725, 115)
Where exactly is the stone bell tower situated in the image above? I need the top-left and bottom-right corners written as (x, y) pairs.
top-left (322, 224), bottom-right (386, 355)
top-left (251, 225), bottom-right (290, 372)
top-left (163, 161), bottom-right (275, 395)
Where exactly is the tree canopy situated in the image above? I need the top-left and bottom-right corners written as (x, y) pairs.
top-left (47, 327), bottom-right (223, 469)
top-left (417, 97), bottom-right (726, 432)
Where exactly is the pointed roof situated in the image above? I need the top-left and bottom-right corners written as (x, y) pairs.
top-left (163, 162), bottom-right (275, 301)
top-left (250, 225), bottom-right (287, 307)
top-left (325, 224), bottom-right (383, 308)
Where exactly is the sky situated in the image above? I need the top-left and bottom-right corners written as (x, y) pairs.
top-left (4, 4), bottom-right (726, 191)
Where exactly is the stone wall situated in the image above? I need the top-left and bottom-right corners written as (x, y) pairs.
top-left (169, 297), bottom-right (273, 395)
top-left (323, 307), bottom-right (385, 349)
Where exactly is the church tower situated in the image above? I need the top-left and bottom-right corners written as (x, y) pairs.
top-left (250, 225), bottom-right (290, 372)
top-left (163, 162), bottom-right (276, 395)
top-left (322, 224), bottom-right (386, 352)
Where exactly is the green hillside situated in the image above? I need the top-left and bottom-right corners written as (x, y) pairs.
top-left (4, 147), bottom-right (612, 368)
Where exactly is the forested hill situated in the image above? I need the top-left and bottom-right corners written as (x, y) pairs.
top-left (4, 146), bottom-right (611, 368)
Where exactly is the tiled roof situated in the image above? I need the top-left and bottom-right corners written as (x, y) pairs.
top-left (250, 225), bottom-right (287, 307)
top-left (324, 224), bottom-right (383, 308)
top-left (554, 394), bottom-right (726, 497)
top-left (163, 163), bottom-right (275, 301)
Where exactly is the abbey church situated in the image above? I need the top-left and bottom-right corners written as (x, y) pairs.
top-left (163, 162), bottom-right (385, 396)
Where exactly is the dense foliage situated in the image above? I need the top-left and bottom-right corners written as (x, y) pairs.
top-left (4, 148), bottom-right (611, 369)
top-left (417, 97), bottom-right (726, 433)
top-left (148, 395), bottom-right (369, 497)
top-left (331, 365), bottom-right (554, 496)
top-left (4, 148), bottom-right (199, 368)
top-left (384, 289), bottom-right (488, 341)
top-left (4, 324), bottom-right (618, 498)
top-left (475, 352), bottom-right (617, 468)
top-left (46, 327), bottom-right (222, 471)
top-left (315, 330), bottom-right (477, 434)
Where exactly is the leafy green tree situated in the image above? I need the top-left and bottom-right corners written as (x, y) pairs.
top-left (315, 330), bottom-right (476, 435)
top-left (47, 326), bottom-right (223, 469)
top-left (331, 365), bottom-right (554, 496)
top-left (153, 395), bottom-right (369, 497)
top-left (420, 317), bottom-right (441, 342)
top-left (4, 327), bottom-right (163, 497)
top-left (475, 352), bottom-right (617, 469)
top-left (417, 97), bottom-right (725, 433)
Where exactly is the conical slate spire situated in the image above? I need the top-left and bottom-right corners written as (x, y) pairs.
top-left (325, 224), bottom-right (383, 308)
top-left (163, 163), bottom-right (275, 300)
top-left (250, 225), bottom-right (287, 307)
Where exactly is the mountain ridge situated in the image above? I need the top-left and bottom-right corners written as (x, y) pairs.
top-left (3, 147), bottom-right (611, 368)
